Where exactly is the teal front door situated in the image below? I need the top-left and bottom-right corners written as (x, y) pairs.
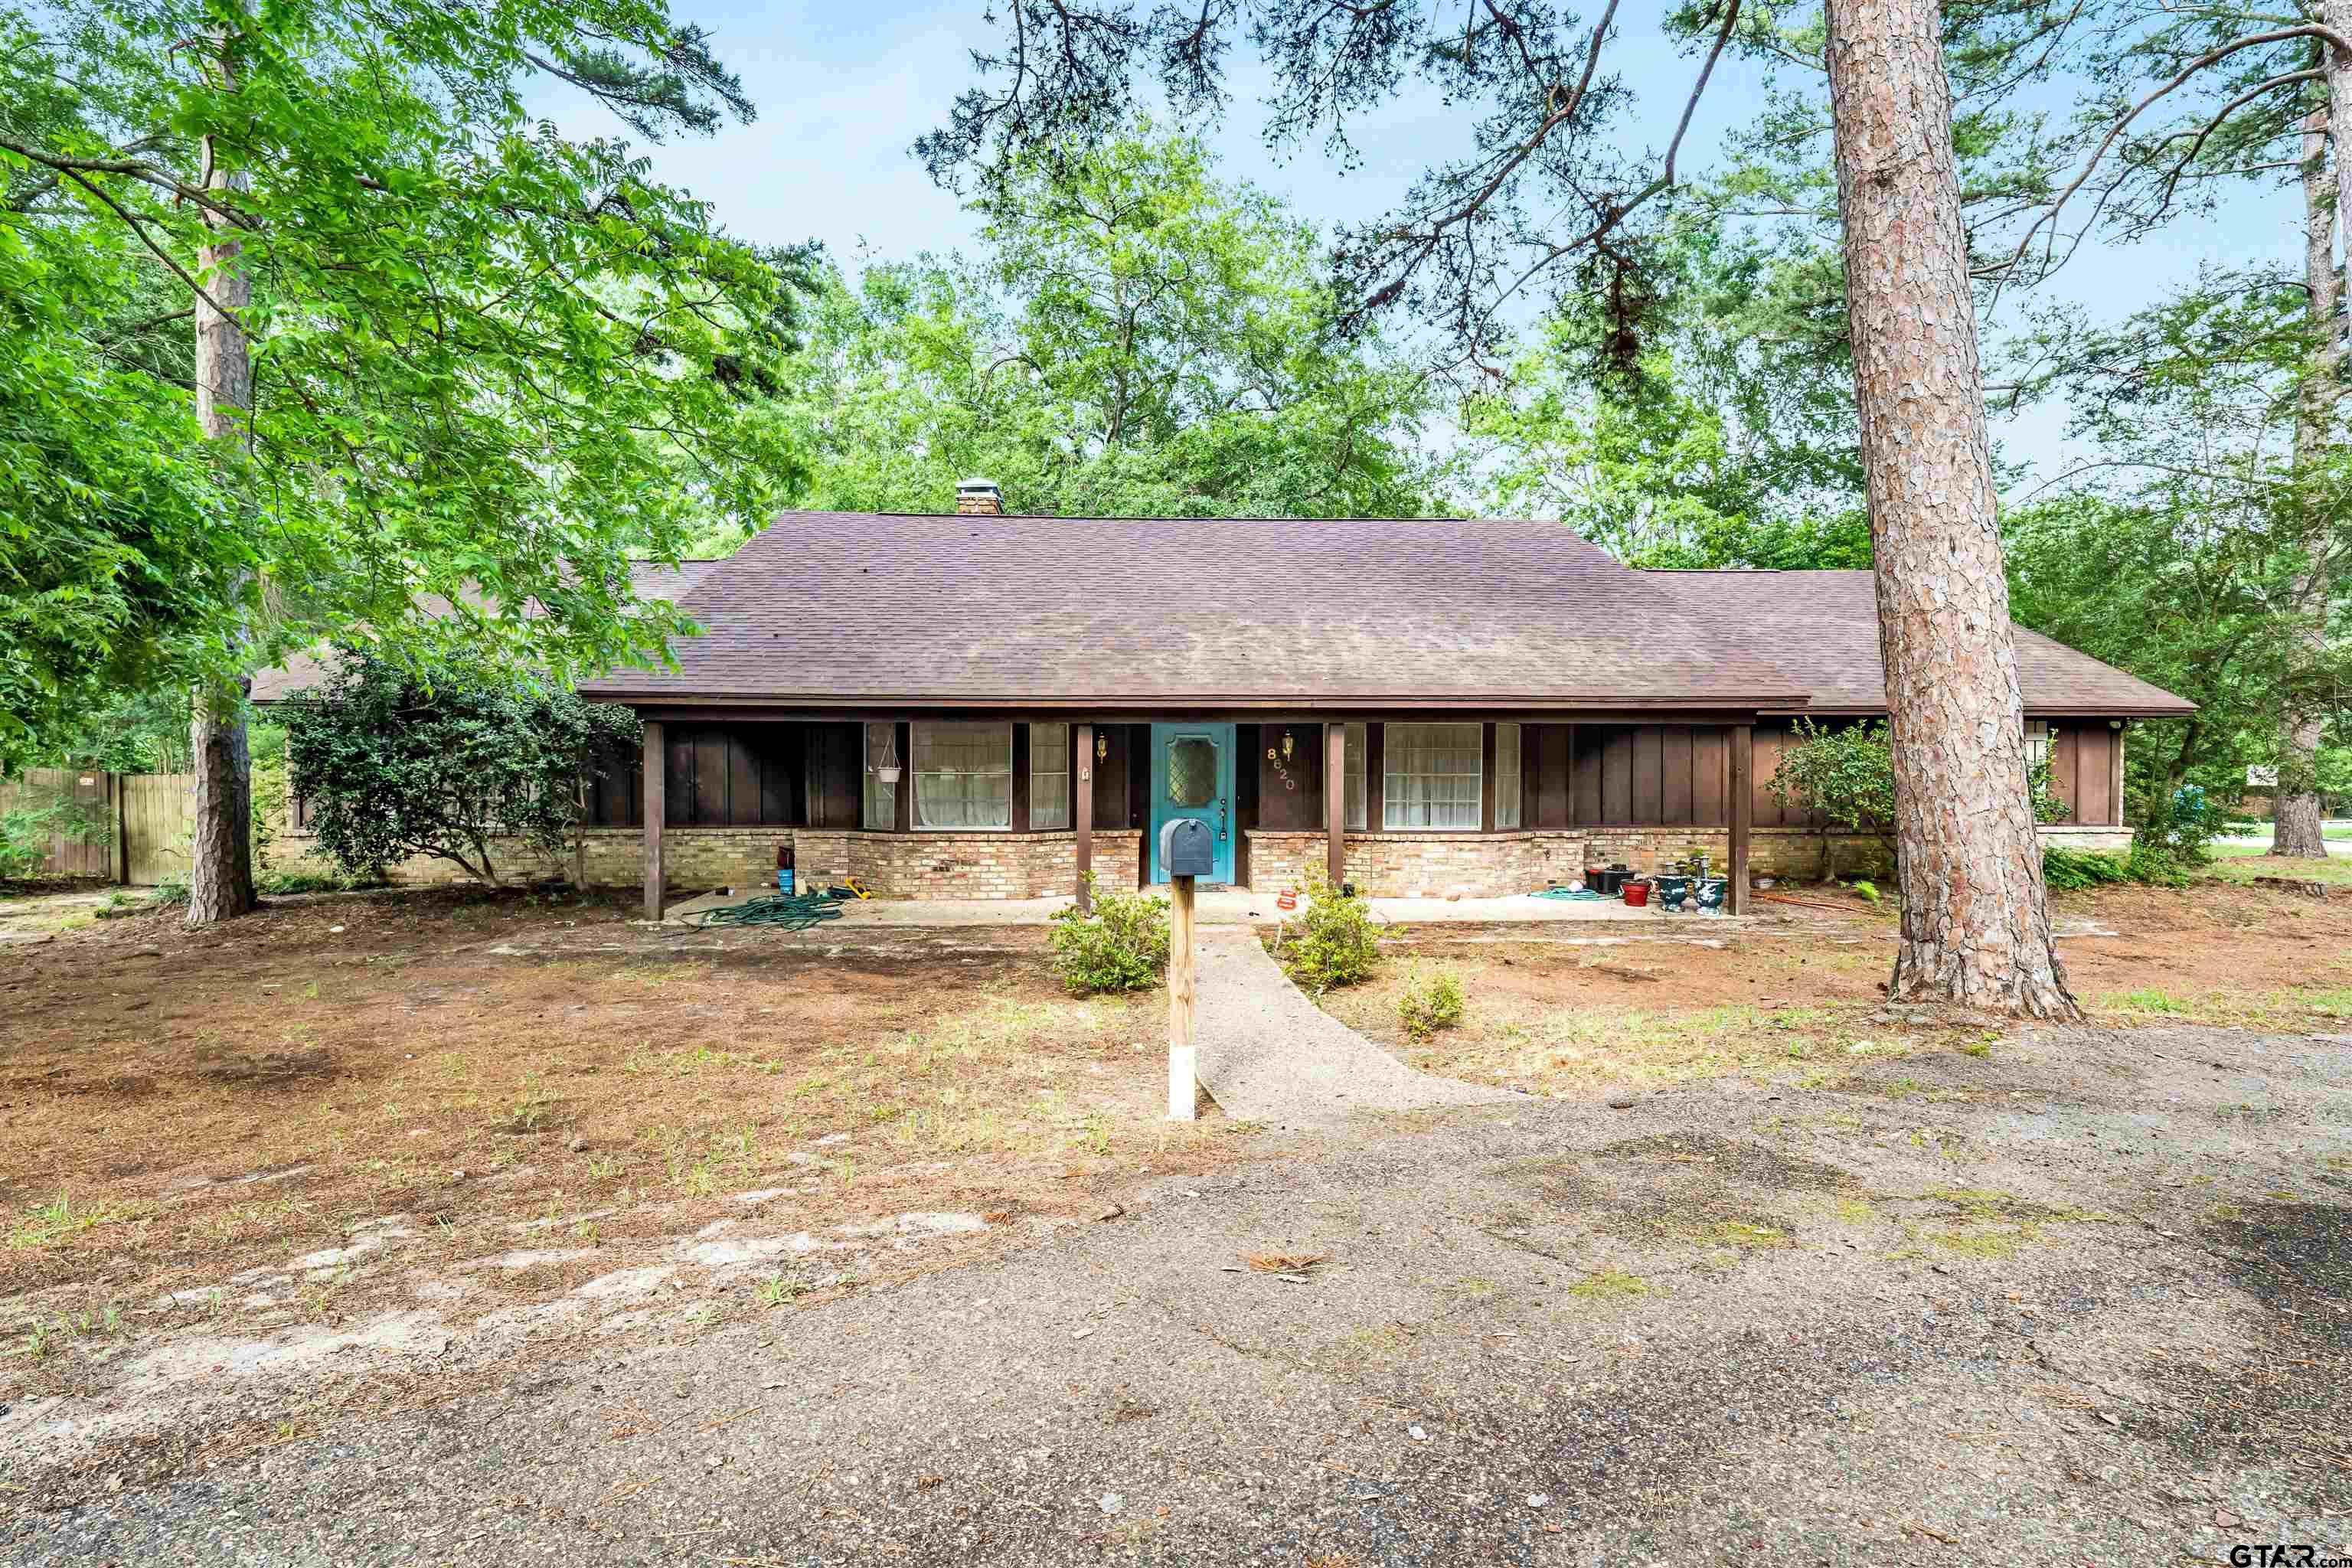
top-left (1148, 723), bottom-right (1236, 885)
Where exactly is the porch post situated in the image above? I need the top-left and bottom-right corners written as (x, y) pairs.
top-left (1074, 722), bottom-right (1095, 910)
top-left (641, 720), bottom-right (665, 920)
top-left (1728, 723), bottom-right (1753, 915)
top-left (1325, 720), bottom-right (1346, 887)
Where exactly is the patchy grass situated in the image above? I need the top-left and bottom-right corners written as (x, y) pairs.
top-left (2204, 848), bottom-right (2352, 887)
top-left (0, 886), bottom-right (1264, 1358)
top-left (8, 1191), bottom-right (145, 1250)
top-left (1314, 941), bottom-right (1945, 1096)
top-left (1565, 1269), bottom-right (1651, 1302)
top-left (2089, 982), bottom-right (2352, 1027)
top-left (1309, 880), bottom-right (2352, 1096)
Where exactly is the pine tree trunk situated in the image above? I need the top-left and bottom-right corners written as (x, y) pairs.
top-left (2274, 93), bottom-right (2338, 860)
top-left (185, 42), bottom-right (257, 927)
top-left (1821, 0), bottom-right (2079, 1018)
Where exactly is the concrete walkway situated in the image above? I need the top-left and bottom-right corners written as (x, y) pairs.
top-left (1191, 929), bottom-right (1511, 1131)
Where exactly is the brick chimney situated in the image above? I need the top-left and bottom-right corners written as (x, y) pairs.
top-left (956, 478), bottom-right (1004, 516)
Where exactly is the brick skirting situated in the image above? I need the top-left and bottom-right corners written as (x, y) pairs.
top-left (1243, 831), bottom-right (1595, 899)
top-left (270, 822), bottom-right (2128, 900)
top-left (270, 826), bottom-right (1145, 900)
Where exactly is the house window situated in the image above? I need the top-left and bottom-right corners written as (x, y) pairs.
top-left (1030, 724), bottom-right (1070, 830)
top-left (861, 723), bottom-right (897, 830)
top-left (1494, 723), bottom-right (1521, 829)
top-left (914, 721), bottom-right (1012, 830)
top-left (1384, 723), bottom-right (1481, 830)
top-left (1342, 723), bottom-right (1367, 832)
top-left (2024, 720), bottom-right (2051, 766)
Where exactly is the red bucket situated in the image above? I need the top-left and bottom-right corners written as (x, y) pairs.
top-left (1622, 880), bottom-right (1651, 907)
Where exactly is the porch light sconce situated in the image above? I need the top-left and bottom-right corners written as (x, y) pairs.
top-left (1266, 728), bottom-right (1300, 792)
top-left (1096, 730), bottom-right (1109, 763)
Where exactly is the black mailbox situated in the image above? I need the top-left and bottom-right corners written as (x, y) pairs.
top-left (1159, 818), bottom-right (1215, 878)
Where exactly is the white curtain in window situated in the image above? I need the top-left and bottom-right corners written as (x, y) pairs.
top-left (915, 721), bottom-right (1012, 829)
top-left (1494, 723), bottom-right (1521, 828)
top-left (1342, 723), bottom-right (1367, 831)
top-left (1384, 723), bottom-right (1481, 830)
top-left (862, 722), bottom-right (896, 830)
top-left (1030, 724), bottom-right (1070, 830)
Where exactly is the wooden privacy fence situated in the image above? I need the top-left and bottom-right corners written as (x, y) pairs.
top-left (122, 773), bottom-right (197, 886)
top-left (0, 768), bottom-right (118, 879)
top-left (0, 769), bottom-right (197, 884)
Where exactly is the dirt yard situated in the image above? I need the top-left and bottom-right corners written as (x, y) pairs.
top-left (5, 871), bottom-right (2347, 1520)
top-left (0, 885), bottom-right (1265, 1431)
top-left (1318, 879), bottom-right (2352, 1096)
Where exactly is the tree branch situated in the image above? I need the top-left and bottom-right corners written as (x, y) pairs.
top-left (50, 165), bottom-right (238, 322)
top-left (1994, 26), bottom-right (2352, 287)
top-left (0, 136), bottom-right (260, 228)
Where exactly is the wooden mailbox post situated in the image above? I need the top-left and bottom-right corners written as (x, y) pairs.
top-left (1160, 818), bottom-right (1212, 1122)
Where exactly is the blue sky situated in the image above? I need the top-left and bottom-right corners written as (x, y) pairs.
top-left (544, 3), bottom-right (2306, 485)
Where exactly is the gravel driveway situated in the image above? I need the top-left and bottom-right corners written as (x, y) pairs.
top-left (11, 1022), bottom-right (2348, 1566)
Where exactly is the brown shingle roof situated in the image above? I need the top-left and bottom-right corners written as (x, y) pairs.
top-left (575, 513), bottom-right (1812, 708)
top-left (253, 524), bottom-right (2194, 717)
top-left (1642, 570), bottom-right (2195, 716)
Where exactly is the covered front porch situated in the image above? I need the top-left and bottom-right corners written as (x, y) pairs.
top-left (616, 711), bottom-right (1772, 919)
top-left (600, 709), bottom-right (2139, 919)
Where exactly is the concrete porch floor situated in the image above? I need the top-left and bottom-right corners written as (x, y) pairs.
top-left (659, 884), bottom-right (1715, 928)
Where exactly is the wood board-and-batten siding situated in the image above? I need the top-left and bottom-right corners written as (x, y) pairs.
top-left (593, 723), bottom-right (1143, 834)
top-left (582, 717), bottom-right (2126, 835)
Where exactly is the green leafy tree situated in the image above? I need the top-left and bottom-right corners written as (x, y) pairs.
top-left (769, 127), bottom-right (1445, 528)
top-left (1769, 717), bottom-right (2067, 880)
top-left (283, 648), bottom-right (640, 886)
top-left (2003, 283), bottom-right (2351, 834)
top-left (2, 0), bottom-right (816, 923)
top-left (1980, 0), bottom-right (2352, 856)
top-left (1465, 231), bottom-right (1870, 567)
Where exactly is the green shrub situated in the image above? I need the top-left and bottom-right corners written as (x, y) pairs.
top-left (2042, 847), bottom-right (2132, 891)
top-left (2120, 843), bottom-right (2192, 888)
top-left (257, 867), bottom-right (374, 895)
top-left (1047, 876), bottom-right (1170, 995)
top-left (145, 874), bottom-right (190, 907)
top-left (1284, 870), bottom-right (1380, 992)
top-left (2042, 844), bottom-right (2190, 891)
top-left (1396, 965), bottom-right (1465, 1040)
top-left (1847, 879), bottom-right (1882, 905)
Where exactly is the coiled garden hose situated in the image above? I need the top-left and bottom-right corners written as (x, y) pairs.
top-left (688, 887), bottom-right (856, 930)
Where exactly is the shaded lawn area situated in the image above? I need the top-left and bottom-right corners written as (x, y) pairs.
top-left (1314, 880), bottom-right (2352, 1099)
top-left (2205, 845), bottom-right (2352, 887)
top-left (0, 887), bottom-right (1236, 1363)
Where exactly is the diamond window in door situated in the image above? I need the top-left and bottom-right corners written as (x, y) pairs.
top-left (1168, 737), bottom-right (1219, 805)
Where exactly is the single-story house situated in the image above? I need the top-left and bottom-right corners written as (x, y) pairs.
top-left (254, 481), bottom-right (2193, 913)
